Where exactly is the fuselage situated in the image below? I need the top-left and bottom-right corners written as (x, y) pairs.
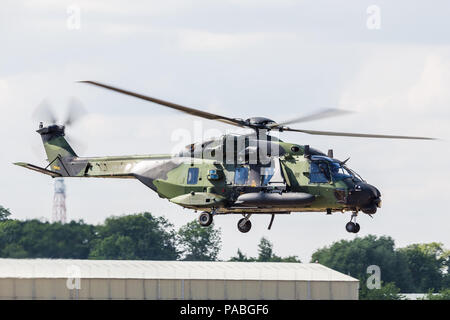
top-left (16, 126), bottom-right (380, 217)
top-left (62, 133), bottom-right (381, 215)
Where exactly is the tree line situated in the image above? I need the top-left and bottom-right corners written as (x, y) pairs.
top-left (311, 235), bottom-right (449, 299)
top-left (0, 206), bottom-right (220, 261)
top-left (0, 205), bottom-right (448, 299)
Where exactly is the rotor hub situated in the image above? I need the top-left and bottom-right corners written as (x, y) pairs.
top-left (245, 117), bottom-right (277, 129)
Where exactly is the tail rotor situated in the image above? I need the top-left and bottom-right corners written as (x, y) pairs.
top-left (31, 97), bottom-right (88, 159)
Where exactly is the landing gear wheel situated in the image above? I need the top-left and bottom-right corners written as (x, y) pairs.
top-left (353, 223), bottom-right (360, 233)
top-left (345, 222), bottom-right (356, 233)
top-left (198, 212), bottom-right (213, 227)
top-left (237, 218), bottom-right (252, 233)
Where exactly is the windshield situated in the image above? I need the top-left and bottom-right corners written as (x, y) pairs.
top-left (329, 162), bottom-right (352, 181)
top-left (310, 156), bottom-right (363, 182)
top-left (330, 162), bottom-right (364, 182)
top-left (342, 165), bottom-right (364, 182)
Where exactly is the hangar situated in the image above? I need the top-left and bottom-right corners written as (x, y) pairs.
top-left (0, 259), bottom-right (359, 300)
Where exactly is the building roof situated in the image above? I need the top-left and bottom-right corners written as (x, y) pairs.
top-left (0, 259), bottom-right (358, 282)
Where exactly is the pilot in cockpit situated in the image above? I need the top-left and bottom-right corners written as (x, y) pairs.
top-left (318, 162), bottom-right (331, 180)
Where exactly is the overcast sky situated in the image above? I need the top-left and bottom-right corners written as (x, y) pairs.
top-left (1, 0), bottom-right (449, 262)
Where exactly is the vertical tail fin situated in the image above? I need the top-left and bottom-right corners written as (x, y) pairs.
top-left (37, 123), bottom-right (77, 175)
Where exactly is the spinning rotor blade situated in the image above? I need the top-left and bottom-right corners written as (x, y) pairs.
top-left (79, 81), bottom-right (437, 141)
top-left (65, 97), bottom-right (87, 127)
top-left (272, 108), bottom-right (353, 127)
top-left (31, 97), bottom-right (88, 158)
top-left (32, 99), bottom-right (57, 124)
top-left (79, 80), bottom-right (246, 127)
top-left (283, 128), bottom-right (436, 140)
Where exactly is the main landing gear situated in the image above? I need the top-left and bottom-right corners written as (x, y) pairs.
top-left (237, 214), bottom-right (252, 233)
top-left (345, 212), bottom-right (360, 233)
top-left (199, 210), bottom-right (254, 233)
top-left (198, 212), bottom-right (213, 227)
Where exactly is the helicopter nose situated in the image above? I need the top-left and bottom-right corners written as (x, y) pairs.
top-left (347, 182), bottom-right (381, 214)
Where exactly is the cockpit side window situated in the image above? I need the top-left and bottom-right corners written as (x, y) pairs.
top-left (310, 161), bottom-right (331, 183)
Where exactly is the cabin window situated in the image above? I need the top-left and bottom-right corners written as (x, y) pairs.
top-left (207, 169), bottom-right (221, 180)
top-left (310, 161), bottom-right (331, 183)
top-left (187, 167), bottom-right (199, 184)
top-left (234, 166), bottom-right (249, 185)
top-left (260, 166), bottom-right (275, 186)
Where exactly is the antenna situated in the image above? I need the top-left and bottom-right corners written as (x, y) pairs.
top-left (52, 178), bottom-right (67, 223)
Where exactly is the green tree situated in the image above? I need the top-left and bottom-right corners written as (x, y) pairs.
top-left (0, 205), bottom-right (11, 221)
top-left (424, 288), bottom-right (450, 300)
top-left (177, 220), bottom-right (221, 261)
top-left (398, 243), bottom-right (447, 292)
top-left (0, 219), bottom-right (96, 259)
top-left (257, 237), bottom-right (274, 262)
top-left (89, 212), bottom-right (178, 260)
top-left (360, 282), bottom-right (405, 300)
top-left (229, 238), bottom-right (300, 263)
top-left (443, 274), bottom-right (450, 289)
top-left (229, 249), bottom-right (255, 262)
top-left (257, 238), bottom-right (300, 262)
top-left (1, 243), bottom-right (28, 258)
top-left (311, 235), bottom-right (413, 292)
top-left (89, 235), bottom-right (137, 260)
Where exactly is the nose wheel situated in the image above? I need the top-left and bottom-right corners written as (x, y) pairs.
top-left (345, 213), bottom-right (360, 233)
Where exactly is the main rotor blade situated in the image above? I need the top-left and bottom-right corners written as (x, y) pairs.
top-left (79, 81), bottom-right (245, 127)
top-left (283, 128), bottom-right (436, 140)
top-left (273, 108), bottom-right (353, 127)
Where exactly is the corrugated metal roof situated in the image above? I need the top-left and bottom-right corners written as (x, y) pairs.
top-left (0, 259), bottom-right (358, 282)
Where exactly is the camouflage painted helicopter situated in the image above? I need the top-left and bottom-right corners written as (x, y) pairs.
top-left (15, 81), bottom-right (435, 233)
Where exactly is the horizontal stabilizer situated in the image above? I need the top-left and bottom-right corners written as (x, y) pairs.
top-left (14, 162), bottom-right (62, 178)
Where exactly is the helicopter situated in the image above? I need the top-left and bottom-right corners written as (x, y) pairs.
top-left (15, 81), bottom-right (435, 233)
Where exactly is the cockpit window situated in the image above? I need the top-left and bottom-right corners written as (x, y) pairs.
top-left (329, 162), bottom-right (353, 181)
top-left (310, 155), bottom-right (363, 183)
top-left (342, 165), bottom-right (364, 182)
top-left (310, 161), bottom-right (331, 183)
